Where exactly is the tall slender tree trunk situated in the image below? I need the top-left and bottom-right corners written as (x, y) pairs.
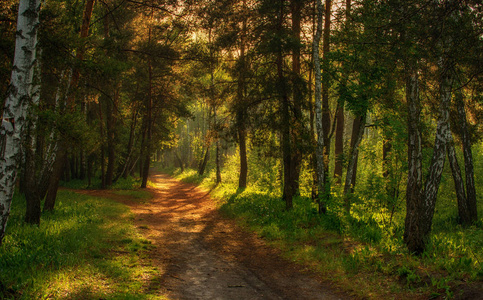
top-left (237, 4), bottom-right (248, 190)
top-left (343, 114), bottom-right (365, 212)
top-left (447, 134), bottom-right (471, 224)
top-left (456, 91), bottom-right (477, 223)
top-left (105, 89), bottom-right (118, 186)
top-left (382, 138), bottom-right (392, 178)
top-left (290, 0), bottom-right (303, 195)
top-left (122, 106), bottom-right (138, 179)
top-left (216, 140), bottom-right (221, 184)
top-left (198, 144), bottom-right (210, 176)
top-left (313, 0), bottom-right (326, 213)
top-left (277, 0), bottom-right (294, 210)
top-left (141, 54), bottom-right (153, 189)
top-left (321, 0), bottom-right (332, 176)
top-left (334, 0), bottom-right (351, 184)
top-left (0, 0), bottom-right (42, 243)
top-left (333, 106), bottom-right (344, 183)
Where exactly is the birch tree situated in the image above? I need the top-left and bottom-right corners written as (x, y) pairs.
top-left (0, 0), bottom-right (41, 244)
top-left (313, 0), bottom-right (326, 213)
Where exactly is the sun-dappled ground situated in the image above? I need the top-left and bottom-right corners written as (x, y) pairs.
top-left (103, 171), bottom-right (351, 299)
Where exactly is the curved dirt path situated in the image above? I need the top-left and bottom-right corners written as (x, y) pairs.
top-left (88, 172), bottom-right (354, 300)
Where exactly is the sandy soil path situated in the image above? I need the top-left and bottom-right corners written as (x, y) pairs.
top-left (87, 172), bottom-right (354, 299)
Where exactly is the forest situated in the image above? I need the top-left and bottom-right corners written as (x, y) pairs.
top-left (1, 0), bottom-right (483, 299)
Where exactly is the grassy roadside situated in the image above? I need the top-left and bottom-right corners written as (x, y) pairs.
top-left (0, 187), bottom-right (164, 299)
top-left (160, 165), bottom-right (483, 300)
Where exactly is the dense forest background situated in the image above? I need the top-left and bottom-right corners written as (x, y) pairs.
top-left (1, 0), bottom-right (483, 298)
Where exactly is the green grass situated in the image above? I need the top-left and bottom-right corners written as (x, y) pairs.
top-left (0, 190), bottom-right (164, 299)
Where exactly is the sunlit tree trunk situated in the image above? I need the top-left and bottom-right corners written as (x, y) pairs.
top-left (343, 114), bottom-right (365, 212)
top-left (333, 106), bottom-right (344, 184)
top-left (321, 0), bottom-right (332, 177)
top-left (313, 0), bottom-right (326, 213)
top-left (215, 140), bottom-right (221, 184)
top-left (198, 143), bottom-right (210, 176)
top-left (141, 52), bottom-right (153, 188)
top-left (290, 0), bottom-right (303, 195)
top-left (0, 0), bottom-right (42, 243)
top-left (237, 0), bottom-right (248, 190)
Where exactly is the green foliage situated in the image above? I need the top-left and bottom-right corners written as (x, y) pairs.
top-left (0, 191), bottom-right (161, 299)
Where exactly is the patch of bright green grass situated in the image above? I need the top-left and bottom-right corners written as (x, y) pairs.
top-left (0, 191), bottom-right (164, 299)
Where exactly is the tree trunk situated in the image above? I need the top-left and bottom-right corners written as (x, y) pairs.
top-left (447, 134), bottom-right (471, 225)
top-left (237, 7), bottom-right (248, 190)
top-left (105, 92), bottom-right (117, 186)
top-left (175, 151), bottom-right (184, 172)
top-left (277, 0), bottom-right (294, 210)
top-left (290, 0), bottom-right (303, 195)
top-left (321, 0), bottom-right (332, 177)
top-left (343, 114), bottom-right (365, 212)
top-left (0, 0), bottom-right (41, 243)
top-left (456, 92), bottom-right (477, 223)
top-left (216, 141), bottom-right (221, 184)
top-left (238, 121), bottom-right (248, 189)
top-left (313, 0), bottom-right (326, 213)
top-left (333, 105), bottom-right (344, 183)
top-left (198, 144), bottom-right (210, 176)
top-left (382, 138), bottom-right (392, 178)
top-left (44, 148), bottom-right (64, 212)
top-left (141, 61), bottom-right (153, 189)
top-left (419, 65), bottom-right (453, 242)
top-left (403, 72), bottom-right (424, 254)
top-left (404, 63), bottom-right (453, 254)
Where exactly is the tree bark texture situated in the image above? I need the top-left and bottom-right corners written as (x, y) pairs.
top-left (0, 0), bottom-right (41, 243)
top-left (321, 0), bottom-right (332, 176)
top-left (404, 63), bottom-right (453, 254)
top-left (447, 134), bottom-right (471, 225)
top-left (333, 106), bottom-right (344, 184)
top-left (277, 0), bottom-right (294, 210)
top-left (455, 92), bottom-right (477, 223)
top-left (403, 72), bottom-right (424, 254)
top-left (236, 8), bottom-right (248, 190)
top-left (313, 0), bottom-right (326, 213)
top-left (290, 0), bottom-right (303, 195)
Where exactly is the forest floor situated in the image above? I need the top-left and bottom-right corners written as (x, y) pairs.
top-left (79, 171), bottom-right (354, 300)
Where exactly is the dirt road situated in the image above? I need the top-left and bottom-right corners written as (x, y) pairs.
top-left (120, 172), bottom-right (353, 299)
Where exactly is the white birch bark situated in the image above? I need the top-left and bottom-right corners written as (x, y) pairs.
top-left (0, 0), bottom-right (42, 243)
top-left (313, 0), bottom-right (326, 212)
